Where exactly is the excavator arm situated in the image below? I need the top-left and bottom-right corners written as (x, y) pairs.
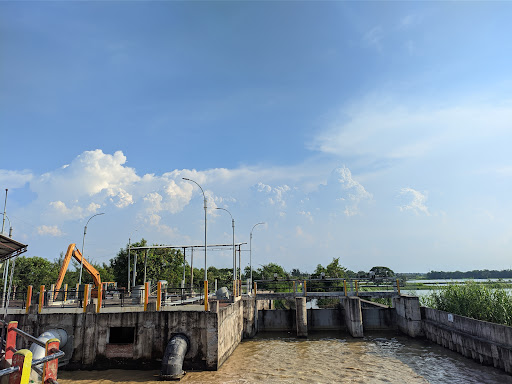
top-left (54, 243), bottom-right (102, 298)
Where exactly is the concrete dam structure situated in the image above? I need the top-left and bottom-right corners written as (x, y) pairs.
top-left (4, 294), bottom-right (512, 378)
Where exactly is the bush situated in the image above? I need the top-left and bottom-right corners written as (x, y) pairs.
top-left (422, 281), bottom-right (512, 326)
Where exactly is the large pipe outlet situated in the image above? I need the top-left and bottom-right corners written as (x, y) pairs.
top-left (160, 334), bottom-right (190, 381)
top-left (30, 328), bottom-right (68, 365)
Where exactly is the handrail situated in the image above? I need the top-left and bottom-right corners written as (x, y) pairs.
top-left (0, 320), bottom-right (63, 383)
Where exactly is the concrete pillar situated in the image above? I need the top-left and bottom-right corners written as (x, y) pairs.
top-left (393, 295), bottom-right (423, 337)
top-left (295, 297), bottom-right (308, 337)
top-left (210, 300), bottom-right (219, 313)
top-left (341, 296), bottom-right (363, 337)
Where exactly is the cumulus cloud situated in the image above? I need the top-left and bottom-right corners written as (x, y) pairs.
top-left (399, 188), bottom-right (430, 216)
top-left (328, 167), bottom-right (373, 216)
top-left (0, 170), bottom-right (33, 188)
top-left (37, 225), bottom-right (64, 237)
top-left (256, 182), bottom-right (291, 208)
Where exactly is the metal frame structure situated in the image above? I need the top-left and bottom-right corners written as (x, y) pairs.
top-left (0, 234), bottom-right (27, 263)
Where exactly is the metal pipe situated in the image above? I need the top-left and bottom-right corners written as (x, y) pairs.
top-left (215, 208), bottom-right (235, 284)
top-left (182, 178), bottom-right (208, 311)
top-left (79, 213), bottom-right (105, 285)
top-left (132, 251), bottom-right (138, 288)
top-left (128, 238), bottom-right (131, 293)
top-left (1, 189), bottom-right (7, 234)
top-left (250, 222), bottom-right (265, 293)
top-left (143, 249), bottom-right (148, 284)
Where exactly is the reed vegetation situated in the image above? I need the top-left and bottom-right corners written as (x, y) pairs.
top-left (422, 281), bottom-right (512, 326)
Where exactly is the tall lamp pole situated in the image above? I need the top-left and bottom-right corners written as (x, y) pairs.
top-left (216, 207), bottom-right (236, 290)
top-left (79, 213), bottom-right (105, 285)
top-left (127, 229), bottom-right (138, 293)
top-left (182, 178), bottom-right (208, 311)
top-left (250, 222), bottom-right (265, 293)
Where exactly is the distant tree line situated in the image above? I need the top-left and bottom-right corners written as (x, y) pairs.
top-left (0, 239), bottom-right (397, 293)
top-left (426, 269), bottom-right (512, 280)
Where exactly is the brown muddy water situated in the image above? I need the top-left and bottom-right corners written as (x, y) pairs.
top-left (59, 332), bottom-right (512, 384)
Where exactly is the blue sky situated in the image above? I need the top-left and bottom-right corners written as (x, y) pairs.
top-left (1, 1), bottom-right (512, 273)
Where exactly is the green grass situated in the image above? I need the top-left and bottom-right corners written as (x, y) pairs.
top-left (422, 281), bottom-right (512, 326)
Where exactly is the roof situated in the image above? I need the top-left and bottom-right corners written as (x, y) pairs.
top-left (0, 233), bottom-right (28, 262)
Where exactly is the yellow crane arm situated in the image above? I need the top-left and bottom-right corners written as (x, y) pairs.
top-left (54, 243), bottom-right (102, 297)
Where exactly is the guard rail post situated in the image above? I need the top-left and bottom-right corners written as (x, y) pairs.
top-left (144, 282), bottom-right (149, 312)
top-left (96, 284), bottom-right (102, 313)
top-left (38, 286), bottom-right (45, 314)
top-left (83, 285), bottom-right (89, 313)
top-left (25, 286), bottom-right (32, 314)
top-left (157, 281), bottom-right (162, 311)
top-left (9, 349), bottom-right (33, 384)
top-left (343, 280), bottom-right (347, 296)
top-left (396, 279), bottom-right (401, 295)
top-left (42, 338), bottom-right (60, 384)
top-left (6, 321), bottom-right (18, 360)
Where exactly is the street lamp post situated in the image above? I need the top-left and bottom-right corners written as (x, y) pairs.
top-left (79, 213), bottom-right (105, 285)
top-left (216, 207), bottom-right (236, 294)
top-left (127, 229), bottom-right (138, 294)
top-left (182, 178), bottom-right (208, 311)
top-left (250, 222), bottom-right (265, 293)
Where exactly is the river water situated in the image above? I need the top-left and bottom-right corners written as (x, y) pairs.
top-left (59, 331), bottom-right (512, 384)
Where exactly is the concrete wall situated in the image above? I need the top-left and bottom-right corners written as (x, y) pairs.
top-left (422, 307), bottom-right (512, 374)
top-left (12, 309), bottom-right (220, 371)
top-left (393, 295), bottom-right (423, 337)
top-left (217, 299), bottom-right (244, 367)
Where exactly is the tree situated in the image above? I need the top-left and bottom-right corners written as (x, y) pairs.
top-left (109, 239), bottom-right (187, 288)
top-left (370, 266), bottom-right (395, 277)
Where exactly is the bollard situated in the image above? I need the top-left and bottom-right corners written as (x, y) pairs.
top-left (83, 284), bottom-right (89, 313)
top-left (9, 349), bottom-right (33, 384)
top-left (6, 321), bottom-right (18, 360)
top-left (144, 282), bottom-right (149, 311)
top-left (396, 279), bottom-right (401, 295)
top-left (38, 285), bottom-right (45, 314)
top-left (253, 282), bottom-right (257, 296)
top-left (96, 284), bottom-right (102, 313)
top-left (355, 280), bottom-right (359, 296)
top-left (157, 281), bottom-right (162, 311)
top-left (25, 286), bottom-right (32, 314)
top-left (304, 281), bottom-right (307, 297)
top-left (293, 280), bottom-right (296, 294)
top-left (64, 283), bottom-right (68, 301)
top-left (343, 280), bottom-right (347, 296)
top-left (42, 338), bottom-right (60, 384)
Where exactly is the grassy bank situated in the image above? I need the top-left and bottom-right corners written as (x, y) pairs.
top-left (421, 281), bottom-right (512, 326)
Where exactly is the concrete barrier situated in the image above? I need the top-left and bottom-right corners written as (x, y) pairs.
top-left (422, 307), bottom-right (512, 374)
top-left (393, 295), bottom-right (423, 338)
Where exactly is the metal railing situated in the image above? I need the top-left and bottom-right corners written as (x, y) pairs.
top-left (0, 319), bottom-right (64, 383)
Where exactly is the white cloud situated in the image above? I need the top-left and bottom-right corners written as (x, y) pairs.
top-left (0, 170), bottom-right (33, 188)
top-left (399, 188), bottom-right (430, 216)
top-left (256, 182), bottom-right (291, 208)
top-left (37, 225), bottom-right (64, 237)
top-left (311, 99), bottom-right (512, 162)
top-left (329, 167), bottom-right (372, 217)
